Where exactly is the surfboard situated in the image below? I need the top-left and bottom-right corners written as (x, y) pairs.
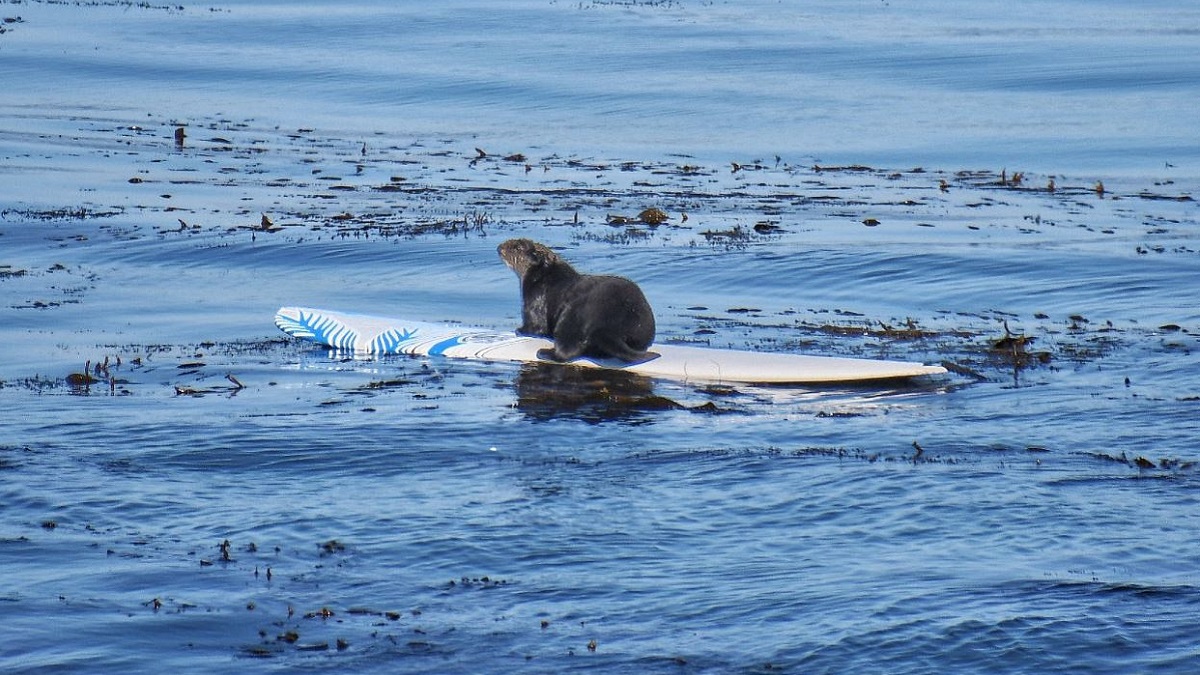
top-left (275, 306), bottom-right (947, 385)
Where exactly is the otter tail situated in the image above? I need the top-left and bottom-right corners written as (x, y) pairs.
top-left (589, 335), bottom-right (658, 365)
top-left (538, 335), bottom-right (657, 365)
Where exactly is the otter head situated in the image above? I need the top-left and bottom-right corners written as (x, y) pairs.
top-left (497, 238), bottom-right (563, 277)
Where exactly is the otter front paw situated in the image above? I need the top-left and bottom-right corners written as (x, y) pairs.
top-left (536, 348), bottom-right (566, 362)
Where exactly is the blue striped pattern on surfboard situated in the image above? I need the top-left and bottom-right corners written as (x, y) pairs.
top-left (276, 308), bottom-right (424, 354)
top-left (275, 307), bottom-right (360, 350)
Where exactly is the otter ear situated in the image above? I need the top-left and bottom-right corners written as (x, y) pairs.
top-left (529, 243), bottom-right (552, 267)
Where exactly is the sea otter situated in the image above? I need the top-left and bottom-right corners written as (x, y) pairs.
top-left (497, 238), bottom-right (655, 363)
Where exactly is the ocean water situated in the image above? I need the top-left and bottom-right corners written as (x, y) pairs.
top-left (1, 1), bottom-right (1199, 672)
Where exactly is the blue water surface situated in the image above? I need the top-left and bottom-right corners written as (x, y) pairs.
top-left (1, 1), bottom-right (1199, 672)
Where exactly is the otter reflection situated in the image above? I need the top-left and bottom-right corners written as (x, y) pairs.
top-left (515, 362), bottom-right (685, 425)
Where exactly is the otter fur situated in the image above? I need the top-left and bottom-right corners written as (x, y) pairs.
top-left (498, 238), bottom-right (655, 363)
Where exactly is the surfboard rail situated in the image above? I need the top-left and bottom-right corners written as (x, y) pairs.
top-left (275, 306), bottom-right (947, 385)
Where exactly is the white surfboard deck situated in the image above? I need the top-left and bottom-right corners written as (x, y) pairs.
top-left (275, 306), bottom-right (947, 385)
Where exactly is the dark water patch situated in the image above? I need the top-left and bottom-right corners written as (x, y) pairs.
top-left (3, 0), bottom-right (186, 9)
top-left (4, 111), bottom-right (1187, 255)
top-left (1080, 450), bottom-right (1198, 474)
top-left (1, 206), bottom-right (124, 221)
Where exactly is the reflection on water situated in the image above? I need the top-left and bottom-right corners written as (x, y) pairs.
top-left (514, 361), bottom-right (724, 425)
